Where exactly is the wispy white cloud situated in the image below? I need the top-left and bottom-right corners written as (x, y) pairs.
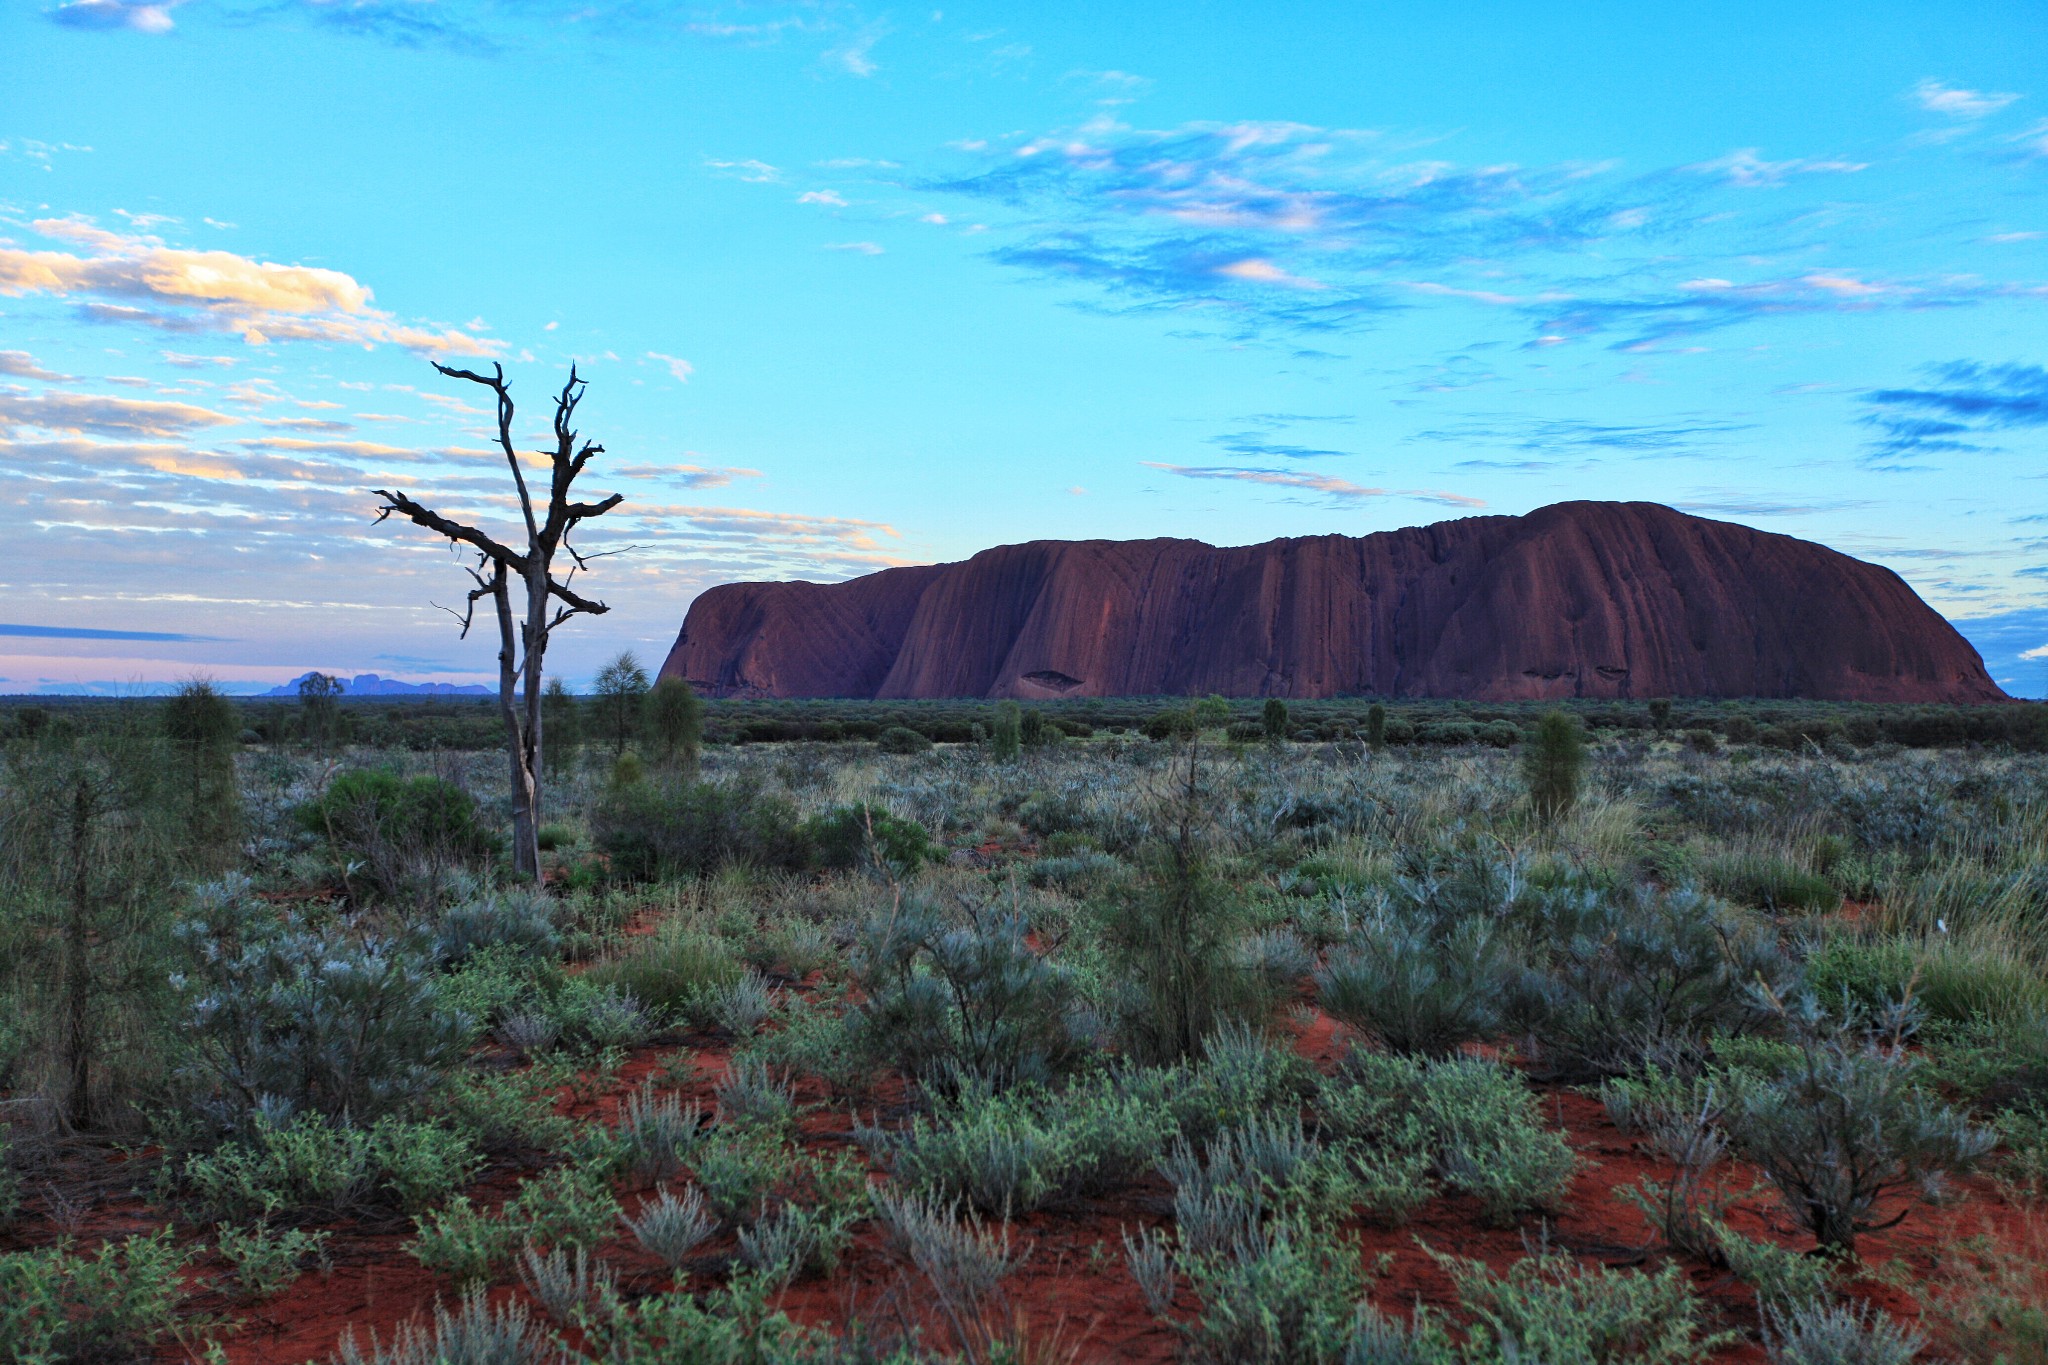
top-left (0, 389), bottom-right (236, 438)
top-left (646, 351), bottom-right (695, 382)
top-left (47, 0), bottom-right (179, 33)
top-left (1912, 79), bottom-right (2021, 119)
top-left (827, 30), bottom-right (881, 76)
top-left (1685, 148), bottom-right (1868, 187)
top-left (1142, 461), bottom-right (1482, 507)
top-left (799, 189), bottom-right (849, 207)
top-left (613, 462), bottom-right (763, 488)
top-left (824, 240), bottom-right (885, 254)
top-left (0, 351), bottom-right (72, 382)
top-left (706, 157), bottom-right (783, 183)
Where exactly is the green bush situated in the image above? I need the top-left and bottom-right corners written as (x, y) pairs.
top-left (1321, 1052), bottom-right (1577, 1228)
top-left (847, 894), bottom-right (1088, 1090)
top-left (297, 767), bottom-right (495, 901)
top-left (876, 725), bottom-right (931, 755)
top-left (1522, 710), bottom-right (1585, 821)
top-left (873, 1085), bottom-right (1078, 1214)
top-left (0, 1229), bottom-right (192, 1363)
top-left (590, 780), bottom-right (807, 881)
top-left (174, 876), bottom-right (471, 1128)
top-left (1701, 852), bottom-right (1839, 914)
top-left (1317, 914), bottom-right (1508, 1057)
top-left (1725, 1026), bottom-right (1994, 1252)
top-left (1175, 1218), bottom-right (1370, 1365)
top-left (1443, 1248), bottom-right (1736, 1363)
top-left (801, 804), bottom-right (938, 875)
top-left (584, 920), bottom-right (742, 1019)
top-left (183, 1113), bottom-right (481, 1221)
top-left (216, 1221), bottom-right (330, 1300)
top-left (1511, 882), bottom-right (1793, 1080)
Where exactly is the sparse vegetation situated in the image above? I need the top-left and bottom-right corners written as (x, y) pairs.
top-left (0, 692), bottom-right (2042, 1362)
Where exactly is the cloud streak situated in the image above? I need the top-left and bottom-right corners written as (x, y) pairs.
top-left (0, 219), bottom-right (497, 355)
top-left (1142, 461), bottom-right (1482, 507)
top-left (1860, 360), bottom-right (2048, 464)
top-left (911, 114), bottom-right (2039, 351)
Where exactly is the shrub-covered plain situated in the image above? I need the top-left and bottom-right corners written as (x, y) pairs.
top-left (0, 691), bottom-right (2043, 1364)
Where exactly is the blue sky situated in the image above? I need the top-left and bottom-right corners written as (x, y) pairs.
top-left (5, 0), bottom-right (2048, 695)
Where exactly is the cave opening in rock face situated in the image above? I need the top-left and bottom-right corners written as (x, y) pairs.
top-left (661, 501), bottom-right (2007, 704)
top-left (1022, 670), bottom-right (1085, 693)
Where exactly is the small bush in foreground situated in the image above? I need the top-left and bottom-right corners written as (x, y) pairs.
top-left (1764, 1300), bottom-right (1922, 1365)
top-left (1725, 1026), bottom-right (1993, 1253)
top-left (0, 1229), bottom-right (192, 1364)
top-left (1444, 1247), bottom-right (1735, 1364)
top-left (334, 1287), bottom-right (557, 1365)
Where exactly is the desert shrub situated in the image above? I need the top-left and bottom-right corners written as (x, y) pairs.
top-left (161, 678), bottom-right (243, 868)
top-left (1700, 852), bottom-right (1839, 914)
top-left (1442, 1247), bottom-right (1734, 1364)
top-left (734, 994), bottom-right (872, 1095)
top-left (1174, 1023), bottom-right (1318, 1141)
top-left (408, 1162), bottom-right (619, 1288)
top-left (990, 701), bottom-right (1024, 761)
top-left (174, 876), bottom-right (470, 1128)
top-left (1992, 1101), bottom-right (2048, 1193)
top-left (519, 1243), bottom-right (616, 1330)
top-left (334, 1287), bottom-right (557, 1365)
top-left (429, 1060), bottom-right (575, 1157)
top-left (715, 969), bottom-right (776, 1038)
top-left (802, 804), bottom-right (938, 875)
top-left (0, 1229), bottom-right (192, 1364)
top-left (1511, 882), bottom-right (1793, 1079)
top-left (1763, 1301), bottom-right (1921, 1365)
top-left (433, 886), bottom-right (562, 964)
top-left (645, 676), bottom-right (705, 774)
top-left (847, 893), bottom-right (1089, 1090)
top-left (1174, 1217), bottom-right (1371, 1365)
top-left (735, 1157), bottom-right (867, 1282)
top-left (1317, 914), bottom-right (1509, 1057)
top-left (1523, 710), bottom-right (1585, 822)
top-left (0, 1130), bottom-right (17, 1229)
top-left (583, 919), bottom-right (742, 1019)
top-left (590, 779), bottom-right (807, 881)
top-left (871, 1085), bottom-right (1077, 1214)
top-left (182, 1112), bottom-right (480, 1220)
top-left (1724, 1019), bottom-right (1994, 1252)
top-left (216, 1221), bottom-right (331, 1300)
top-left (537, 977), bottom-right (658, 1054)
top-left (622, 1184), bottom-right (716, 1269)
top-left (1804, 931), bottom-right (2048, 1057)
top-left (1057, 1069), bottom-right (1183, 1190)
top-left (715, 1055), bottom-right (795, 1128)
top-left (1906, 1228), bottom-right (2048, 1365)
top-left (870, 1188), bottom-right (1023, 1358)
top-left (0, 736), bottom-right (187, 1130)
top-left (876, 725), bottom-right (932, 755)
top-left (298, 767), bottom-right (495, 903)
top-left (689, 1122), bottom-right (798, 1225)
top-left (1102, 758), bottom-right (1268, 1063)
top-left (614, 1082), bottom-right (706, 1182)
top-left (1321, 1051), bottom-right (1576, 1227)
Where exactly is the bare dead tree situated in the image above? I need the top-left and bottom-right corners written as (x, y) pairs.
top-left (372, 362), bottom-right (622, 878)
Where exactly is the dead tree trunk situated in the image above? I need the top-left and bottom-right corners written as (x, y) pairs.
top-left (373, 363), bottom-right (623, 879)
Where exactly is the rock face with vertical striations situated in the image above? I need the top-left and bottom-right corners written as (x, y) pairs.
top-left (658, 501), bottom-right (2005, 702)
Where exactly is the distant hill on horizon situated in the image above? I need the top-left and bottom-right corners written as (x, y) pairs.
top-left (661, 501), bottom-right (2007, 704)
top-left (264, 672), bottom-right (492, 698)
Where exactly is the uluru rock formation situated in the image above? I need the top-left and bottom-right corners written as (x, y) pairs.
top-left (659, 501), bottom-right (2006, 702)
